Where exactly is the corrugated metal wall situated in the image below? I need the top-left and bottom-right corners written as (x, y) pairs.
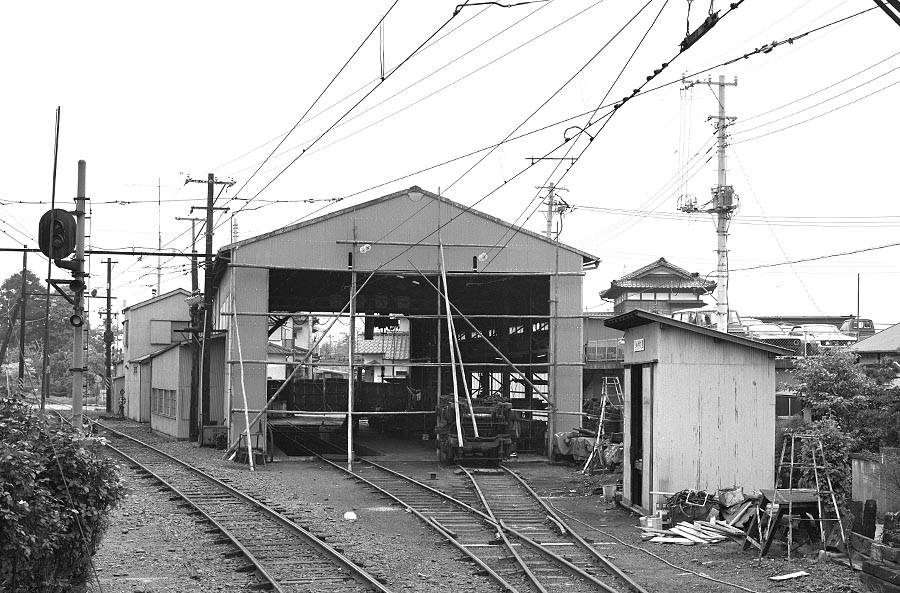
top-left (235, 193), bottom-right (586, 275)
top-left (654, 330), bottom-right (775, 496)
top-left (551, 274), bottom-right (583, 435)
top-left (621, 322), bottom-right (775, 512)
top-left (149, 347), bottom-right (180, 438)
top-left (208, 337), bottom-right (226, 425)
top-left (226, 251), bottom-right (269, 449)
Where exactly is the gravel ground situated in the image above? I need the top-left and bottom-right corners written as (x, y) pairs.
top-left (87, 419), bottom-right (861, 593)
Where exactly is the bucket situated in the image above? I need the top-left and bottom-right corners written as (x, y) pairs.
top-left (602, 484), bottom-right (616, 502)
top-left (648, 516), bottom-right (662, 529)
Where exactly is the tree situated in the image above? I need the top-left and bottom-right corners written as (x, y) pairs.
top-left (0, 269), bottom-right (122, 399)
top-left (791, 349), bottom-right (900, 453)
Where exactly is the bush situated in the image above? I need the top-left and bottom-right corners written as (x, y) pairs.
top-left (0, 398), bottom-right (125, 592)
top-left (776, 416), bottom-right (855, 508)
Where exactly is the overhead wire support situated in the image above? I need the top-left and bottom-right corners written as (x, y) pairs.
top-left (679, 74), bottom-right (738, 333)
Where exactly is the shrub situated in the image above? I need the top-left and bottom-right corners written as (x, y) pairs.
top-left (0, 398), bottom-right (125, 592)
top-left (776, 416), bottom-right (855, 507)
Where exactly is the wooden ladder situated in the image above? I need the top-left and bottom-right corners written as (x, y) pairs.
top-left (771, 431), bottom-right (847, 560)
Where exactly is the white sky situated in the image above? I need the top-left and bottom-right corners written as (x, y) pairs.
top-left (2, 1), bottom-right (899, 328)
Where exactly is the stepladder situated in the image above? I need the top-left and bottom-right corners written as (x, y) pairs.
top-left (582, 377), bottom-right (624, 473)
top-left (744, 431), bottom-right (847, 558)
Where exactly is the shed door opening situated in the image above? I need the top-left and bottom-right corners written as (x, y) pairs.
top-left (630, 364), bottom-right (643, 506)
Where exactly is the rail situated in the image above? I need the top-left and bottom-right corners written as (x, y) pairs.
top-left (90, 419), bottom-right (394, 593)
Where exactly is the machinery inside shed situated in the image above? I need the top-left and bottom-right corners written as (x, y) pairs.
top-left (264, 268), bottom-right (553, 459)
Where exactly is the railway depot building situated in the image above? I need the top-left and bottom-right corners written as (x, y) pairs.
top-left (207, 186), bottom-right (599, 458)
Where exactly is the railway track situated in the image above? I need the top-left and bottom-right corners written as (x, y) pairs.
top-left (93, 420), bottom-right (393, 593)
top-left (270, 428), bottom-right (647, 593)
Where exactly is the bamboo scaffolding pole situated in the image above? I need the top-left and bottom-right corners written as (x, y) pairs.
top-left (408, 260), bottom-right (554, 410)
top-left (226, 310), bottom-right (585, 320)
top-left (230, 255), bottom-right (255, 471)
top-left (439, 244), bottom-right (465, 446)
top-left (226, 260), bottom-right (585, 276)
top-left (221, 270), bottom-right (376, 459)
top-left (441, 243), bottom-right (479, 438)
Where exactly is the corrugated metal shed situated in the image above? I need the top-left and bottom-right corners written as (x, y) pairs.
top-left (210, 186), bottom-right (598, 455)
top-left (606, 310), bottom-right (784, 513)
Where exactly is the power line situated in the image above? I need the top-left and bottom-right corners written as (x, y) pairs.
top-left (210, 1), bottom-right (491, 176)
top-left (217, 3), bottom-right (474, 230)
top-left (226, 0), bottom-right (591, 183)
top-left (223, 0), bottom-right (401, 210)
top-left (733, 75), bottom-right (900, 144)
top-left (731, 240), bottom-right (900, 272)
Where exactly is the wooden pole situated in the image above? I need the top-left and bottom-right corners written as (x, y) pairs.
top-left (348, 266), bottom-right (357, 471)
top-left (439, 245), bottom-right (464, 446)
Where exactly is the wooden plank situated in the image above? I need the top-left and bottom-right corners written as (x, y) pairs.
top-left (676, 523), bottom-right (724, 541)
top-left (769, 571), bottom-right (808, 581)
top-left (727, 501), bottom-right (753, 526)
top-left (669, 526), bottom-right (712, 543)
top-left (649, 536), bottom-right (696, 545)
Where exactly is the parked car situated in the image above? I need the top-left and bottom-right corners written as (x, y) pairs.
top-left (671, 306), bottom-right (745, 335)
top-left (839, 318), bottom-right (876, 340)
top-left (745, 323), bottom-right (803, 356)
top-left (789, 324), bottom-right (857, 353)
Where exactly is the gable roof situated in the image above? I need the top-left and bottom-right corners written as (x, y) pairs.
top-left (217, 186), bottom-right (600, 267)
top-left (123, 288), bottom-right (191, 313)
top-left (853, 322), bottom-right (900, 353)
top-left (600, 257), bottom-right (715, 298)
top-left (604, 309), bottom-right (792, 356)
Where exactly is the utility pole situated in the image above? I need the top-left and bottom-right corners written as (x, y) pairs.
top-left (176, 216), bottom-right (202, 439)
top-left (71, 161), bottom-right (88, 431)
top-left (185, 174), bottom-right (233, 436)
top-left (101, 259), bottom-right (116, 413)
top-left (536, 183), bottom-right (569, 240)
top-left (679, 74), bottom-right (738, 332)
top-left (18, 249), bottom-right (27, 395)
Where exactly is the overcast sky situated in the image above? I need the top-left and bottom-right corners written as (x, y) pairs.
top-left (2, 0), bottom-right (899, 329)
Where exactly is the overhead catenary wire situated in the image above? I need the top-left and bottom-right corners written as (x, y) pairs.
top-left (215, 2), bottom-right (475, 233)
top-left (222, 1), bottom-right (401, 213)
top-left (228, 0), bottom-right (593, 184)
top-left (482, 0), bottom-right (671, 266)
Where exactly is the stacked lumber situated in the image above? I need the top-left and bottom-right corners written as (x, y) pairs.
top-left (639, 518), bottom-right (746, 545)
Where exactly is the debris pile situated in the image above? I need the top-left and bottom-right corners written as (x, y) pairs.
top-left (639, 518), bottom-right (746, 545)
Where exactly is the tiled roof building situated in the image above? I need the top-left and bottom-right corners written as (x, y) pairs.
top-left (600, 257), bottom-right (715, 315)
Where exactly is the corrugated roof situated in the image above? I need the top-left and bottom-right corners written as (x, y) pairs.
top-left (355, 331), bottom-right (410, 360)
top-left (604, 309), bottom-right (792, 356)
top-left (852, 322), bottom-right (900, 353)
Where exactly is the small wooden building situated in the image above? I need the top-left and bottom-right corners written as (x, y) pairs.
top-left (604, 310), bottom-right (790, 513)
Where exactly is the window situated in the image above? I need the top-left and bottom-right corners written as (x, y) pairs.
top-left (151, 388), bottom-right (176, 418)
top-left (150, 320), bottom-right (172, 345)
top-left (123, 320), bottom-right (129, 347)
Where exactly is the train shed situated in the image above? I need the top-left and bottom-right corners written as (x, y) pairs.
top-left (209, 186), bottom-right (599, 459)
